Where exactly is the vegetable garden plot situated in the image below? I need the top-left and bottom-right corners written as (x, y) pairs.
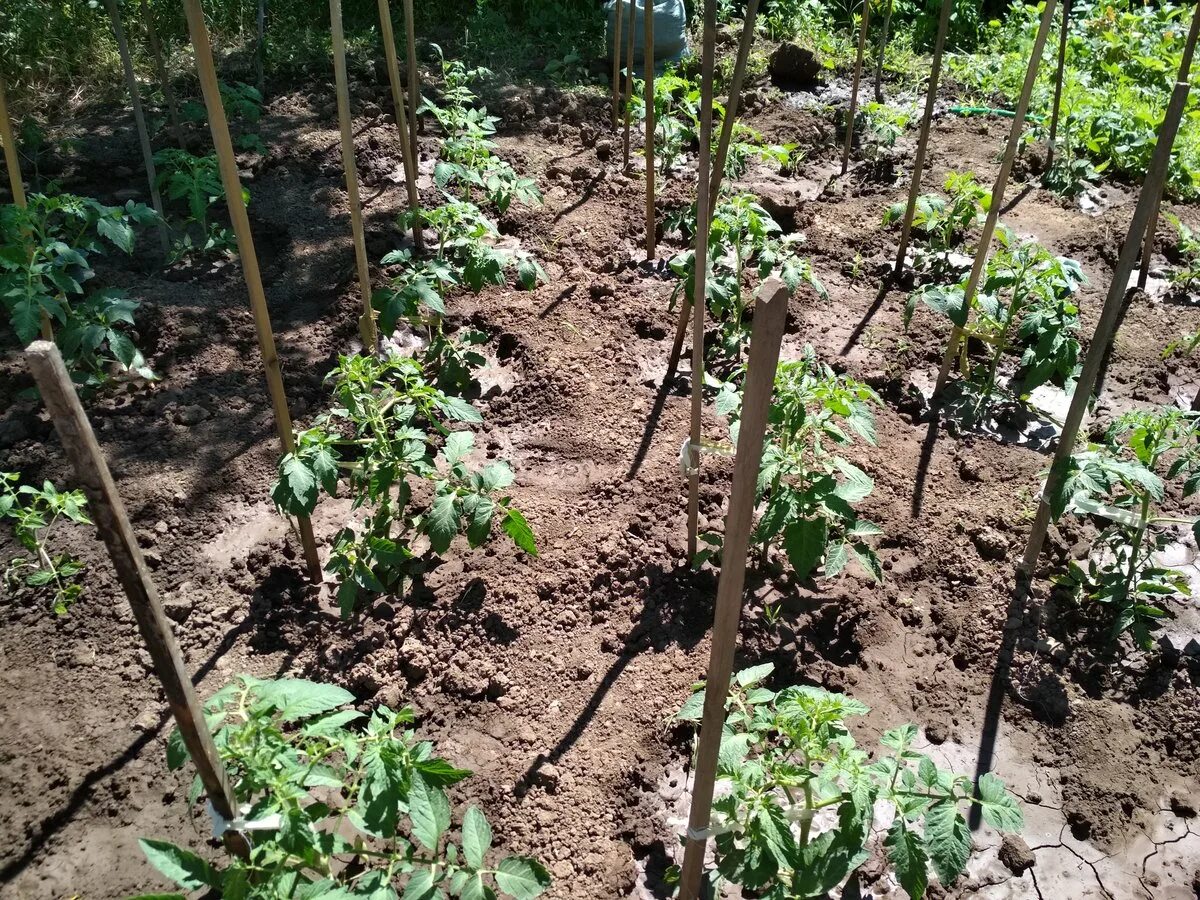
top-left (3, 1), bottom-right (1200, 898)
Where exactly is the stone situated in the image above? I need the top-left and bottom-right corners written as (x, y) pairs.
top-left (972, 526), bottom-right (1010, 561)
top-left (925, 722), bottom-right (948, 745)
top-left (998, 834), bottom-right (1036, 875)
top-left (768, 42), bottom-right (821, 87)
top-left (595, 139), bottom-right (613, 162)
top-left (162, 593), bottom-right (194, 623)
top-left (175, 404), bottom-right (209, 426)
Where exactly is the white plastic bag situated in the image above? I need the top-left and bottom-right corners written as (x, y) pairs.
top-left (606, 0), bottom-right (689, 73)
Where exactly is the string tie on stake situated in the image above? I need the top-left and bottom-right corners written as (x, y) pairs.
top-left (207, 799), bottom-right (281, 840)
top-left (679, 437), bottom-right (736, 477)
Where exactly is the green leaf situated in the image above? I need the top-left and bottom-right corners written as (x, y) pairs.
top-left (402, 868), bottom-right (438, 900)
top-left (426, 492), bottom-right (461, 555)
top-left (462, 806), bottom-right (493, 869)
top-left (885, 817), bottom-right (929, 900)
top-left (976, 773), bottom-right (1024, 832)
top-left (833, 458), bottom-right (874, 503)
top-left (273, 454), bottom-right (319, 515)
top-left (97, 215), bottom-right (135, 253)
top-left (138, 839), bottom-right (220, 892)
top-left (735, 662), bottom-right (774, 687)
top-left (676, 689), bottom-right (705, 722)
top-left (409, 772), bottom-right (451, 851)
top-left (435, 395), bottom-right (483, 423)
top-left (444, 431), bottom-right (474, 466)
top-left (494, 856), bottom-right (552, 899)
top-left (165, 728), bottom-right (188, 770)
top-left (502, 507), bottom-right (538, 556)
top-left (924, 799), bottom-right (970, 885)
top-left (782, 517), bottom-right (827, 579)
top-left (413, 756), bottom-right (473, 786)
top-left (253, 679), bottom-right (355, 722)
top-left (466, 495), bottom-right (496, 547)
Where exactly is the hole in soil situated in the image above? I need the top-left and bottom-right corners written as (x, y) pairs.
top-left (633, 318), bottom-right (667, 341)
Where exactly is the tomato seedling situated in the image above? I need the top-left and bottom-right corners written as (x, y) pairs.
top-left (1, 472), bottom-right (91, 614)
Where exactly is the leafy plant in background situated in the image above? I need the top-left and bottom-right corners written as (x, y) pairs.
top-left (1051, 408), bottom-right (1200, 650)
top-left (153, 148), bottom-right (243, 259)
top-left (1, 472), bottom-right (91, 614)
top-left (674, 663), bottom-right (1023, 900)
top-left (0, 192), bottom-right (158, 385)
top-left (143, 676), bottom-right (551, 899)
top-left (861, 101), bottom-right (912, 149)
top-left (720, 123), bottom-right (801, 180)
top-left (907, 229), bottom-right (1085, 407)
top-left (271, 353), bottom-right (536, 615)
top-left (1164, 212), bottom-right (1200, 294)
top-left (668, 193), bottom-right (826, 359)
top-left (705, 348), bottom-right (884, 581)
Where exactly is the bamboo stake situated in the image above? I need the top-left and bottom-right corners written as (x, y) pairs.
top-left (675, 278), bottom-right (790, 900)
top-left (841, 0), bottom-right (872, 176)
top-left (612, 0), bottom-right (624, 130)
top-left (377, 0), bottom-right (423, 251)
top-left (873, 0), bottom-right (893, 103)
top-left (183, 0), bottom-right (322, 582)
top-left (709, 0), bottom-right (762, 198)
top-left (1045, 0), bottom-right (1070, 172)
top-left (644, 0), bottom-right (656, 260)
top-left (622, 0), bottom-right (635, 170)
top-left (106, 0), bottom-right (169, 253)
top-left (0, 77), bottom-right (54, 341)
top-left (1139, 188), bottom-right (1165, 290)
top-left (139, 0), bottom-right (183, 143)
top-left (687, 0), bottom-right (716, 560)
top-left (331, 0), bottom-right (379, 351)
top-left (256, 0), bottom-right (267, 96)
top-left (933, 0), bottom-right (1058, 398)
top-left (403, 0), bottom-right (421, 151)
top-left (1017, 0), bottom-right (1200, 592)
top-left (893, 0), bottom-right (954, 276)
top-left (25, 339), bottom-right (249, 860)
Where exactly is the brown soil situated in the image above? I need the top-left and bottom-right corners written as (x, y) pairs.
top-left (2, 66), bottom-right (1200, 900)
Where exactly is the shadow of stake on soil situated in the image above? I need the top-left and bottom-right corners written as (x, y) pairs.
top-left (840, 279), bottom-right (893, 357)
top-left (627, 361), bottom-right (686, 481)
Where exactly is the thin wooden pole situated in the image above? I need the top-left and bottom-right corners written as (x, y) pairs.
top-left (1045, 0), bottom-right (1070, 172)
top-left (841, 0), bottom-right (872, 175)
top-left (687, 0), bottom-right (716, 560)
top-left (183, 0), bottom-right (322, 582)
top-left (644, 0), bottom-right (656, 260)
top-left (377, 0), bottom-right (423, 251)
top-left (256, 0), bottom-right (267, 96)
top-left (25, 340), bottom-right (249, 860)
top-left (612, 0), bottom-right (624, 130)
top-left (622, 0), bottom-right (635, 170)
top-left (1018, 0), bottom-right (1200, 592)
top-left (709, 0), bottom-right (762, 198)
top-left (403, 0), bottom-right (421, 151)
top-left (331, 0), bottom-right (379, 351)
top-left (933, 0), bottom-right (1058, 397)
top-left (894, 0), bottom-right (953, 276)
top-left (874, 0), bottom-right (893, 103)
top-left (1139, 188), bottom-right (1165, 290)
top-left (139, 0), bottom-right (183, 143)
top-left (106, 0), bottom-right (169, 253)
top-left (0, 77), bottom-right (53, 342)
top-left (675, 278), bottom-right (790, 900)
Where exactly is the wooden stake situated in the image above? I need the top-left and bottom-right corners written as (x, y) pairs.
top-left (377, 0), bottom-right (423, 251)
top-left (675, 279), bottom-right (790, 900)
top-left (0, 77), bottom-right (53, 342)
top-left (403, 0), bottom-right (421, 151)
top-left (687, 0), bottom-right (716, 560)
top-left (25, 339), bottom-right (248, 860)
top-left (644, 0), bottom-right (656, 261)
top-left (331, 0), bottom-right (378, 351)
top-left (105, 0), bottom-right (169, 253)
top-left (183, 0), bottom-right (322, 582)
top-left (612, 0), bottom-right (624, 130)
top-left (1045, 0), bottom-right (1070, 172)
top-left (873, 0), bottom-right (893, 103)
top-left (1017, 0), bottom-right (1200, 591)
top-left (622, 0), bottom-right (635, 170)
top-left (139, 0), bottom-right (183, 143)
top-left (893, 0), bottom-right (953, 276)
top-left (709, 0), bottom-right (762, 199)
top-left (1138, 188), bottom-right (1164, 290)
top-left (841, 0), bottom-right (872, 176)
top-left (256, 0), bottom-right (267, 96)
top-left (933, 0), bottom-right (1058, 398)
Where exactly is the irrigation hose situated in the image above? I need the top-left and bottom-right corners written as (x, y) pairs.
top-left (950, 105), bottom-right (1046, 124)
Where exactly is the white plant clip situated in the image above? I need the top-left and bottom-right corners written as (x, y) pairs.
top-left (207, 799), bottom-right (283, 840)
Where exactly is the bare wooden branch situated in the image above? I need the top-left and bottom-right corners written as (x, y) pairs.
top-left (623, 0), bottom-right (636, 170)
top-left (403, 0), bottom-right (421, 151)
top-left (675, 278), bottom-right (791, 900)
top-left (330, 0), bottom-right (379, 351)
top-left (25, 340), bottom-right (248, 860)
top-left (183, 0), bottom-right (322, 581)
top-left (644, 0), bottom-right (657, 261)
top-left (139, 0), bottom-right (183, 143)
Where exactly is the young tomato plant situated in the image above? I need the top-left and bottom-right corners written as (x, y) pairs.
top-left (1050, 408), bottom-right (1200, 650)
top-left (883, 170), bottom-right (989, 263)
top-left (146, 676), bottom-right (551, 899)
top-left (675, 663), bottom-right (1024, 900)
top-left (271, 353), bottom-right (536, 615)
top-left (719, 123), bottom-right (800, 180)
top-left (907, 229), bottom-right (1085, 409)
top-left (1, 472), bottom-right (91, 614)
top-left (0, 192), bottom-right (158, 385)
top-left (153, 148), bottom-right (244, 259)
top-left (1164, 212), bottom-right (1200, 294)
top-left (707, 348), bottom-right (883, 581)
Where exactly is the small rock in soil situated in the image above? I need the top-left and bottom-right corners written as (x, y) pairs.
top-left (1170, 793), bottom-right (1197, 818)
top-left (998, 834), bottom-right (1036, 875)
top-left (768, 42), bottom-right (821, 87)
top-left (175, 404), bottom-right (210, 426)
top-left (595, 139), bottom-right (613, 161)
top-left (162, 593), bottom-right (194, 623)
top-left (972, 526), bottom-right (1009, 561)
top-left (536, 763), bottom-right (561, 792)
top-left (0, 418), bottom-right (29, 449)
top-left (925, 723), bottom-right (948, 745)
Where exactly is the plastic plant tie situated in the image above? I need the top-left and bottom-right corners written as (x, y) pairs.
top-left (679, 437), bottom-right (737, 476)
top-left (207, 799), bottom-right (282, 840)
